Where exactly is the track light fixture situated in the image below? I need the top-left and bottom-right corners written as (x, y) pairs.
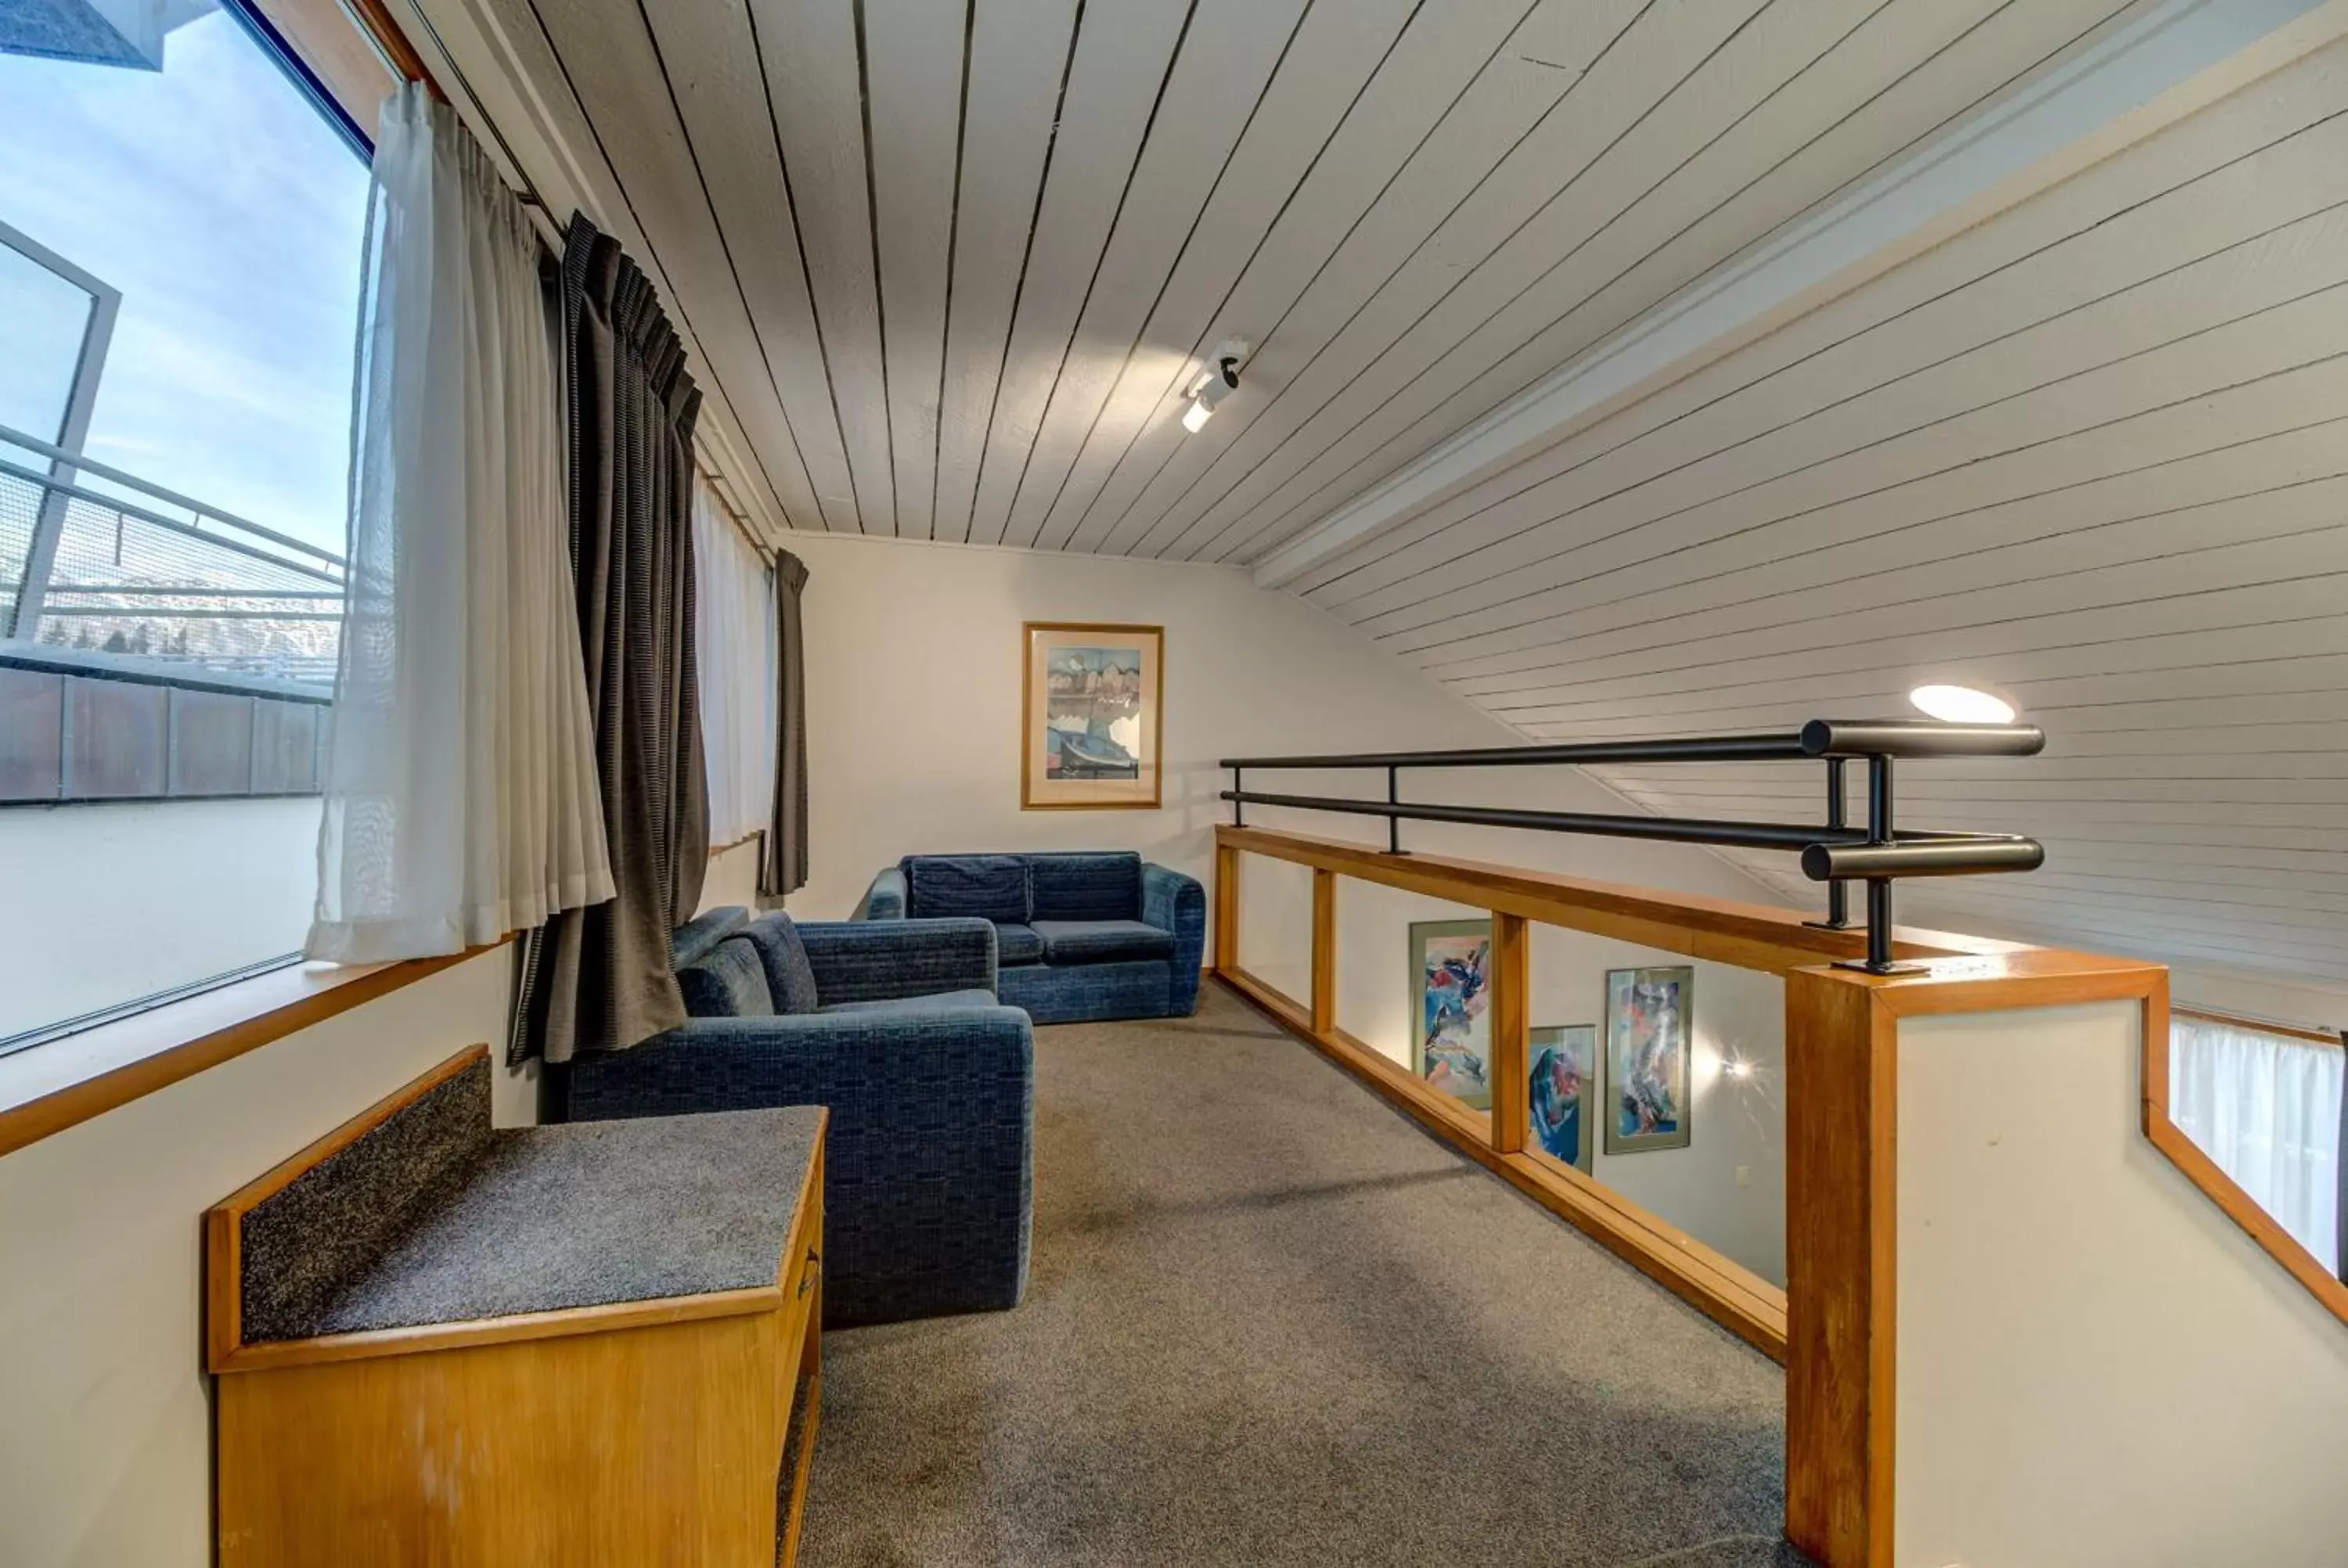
top-left (1181, 337), bottom-right (1250, 433)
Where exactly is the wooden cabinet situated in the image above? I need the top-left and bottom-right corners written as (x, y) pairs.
top-left (207, 1047), bottom-right (824, 1566)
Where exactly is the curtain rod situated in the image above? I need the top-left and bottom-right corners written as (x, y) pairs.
top-left (697, 469), bottom-right (776, 564)
top-left (352, 0), bottom-right (777, 556)
top-left (360, 0), bottom-right (558, 222)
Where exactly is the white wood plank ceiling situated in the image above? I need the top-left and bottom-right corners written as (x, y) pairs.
top-left (442, 0), bottom-right (2340, 987)
top-left (480, 0), bottom-right (2156, 552)
top-left (1293, 31), bottom-right (2348, 987)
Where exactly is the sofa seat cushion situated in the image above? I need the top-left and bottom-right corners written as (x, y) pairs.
top-left (992, 922), bottom-right (1045, 966)
top-left (1031, 919), bottom-right (1176, 965)
top-left (678, 936), bottom-right (775, 1019)
top-left (903, 854), bottom-right (1031, 923)
top-left (819, 988), bottom-right (1002, 1016)
top-left (1029, 851), bottom-right (1143, 922)
top-left (740, 912), bottom-right (821, 1014)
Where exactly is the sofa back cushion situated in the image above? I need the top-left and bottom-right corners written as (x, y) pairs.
top-left (1029, 851), bottom-right (1143, 922)
top-left (740, 912), bottom-right (822, 1014)
top-left (903, 854), bottom-right (1032, 923)
top-left (677, 935), bottom-right (775, 1019)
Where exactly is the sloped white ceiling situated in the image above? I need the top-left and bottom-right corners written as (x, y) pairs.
top-left (1291, 30), bottom-right (2348, 986)
top-left (456, 0), bottom-right (2147, 548)
top-left (423, 0), bottom-right (2340, 986)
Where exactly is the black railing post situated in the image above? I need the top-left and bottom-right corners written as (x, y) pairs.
top-left (1232, 766), bottom-right (1244, 828)
top-left (1387, 766), bottom-right (1401, 854)
top-left (1806, 758), bottom-right (1852, 931)
top-left (1827, 759), bottom-right (1849, 928)
top-left (1867, 879), bottom-right (1896, 973)
top-left (1847, 753), bottom-right (1910, 975)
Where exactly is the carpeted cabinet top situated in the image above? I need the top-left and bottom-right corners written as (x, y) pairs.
top-left (238, 1057), bottom-right (820, 1342)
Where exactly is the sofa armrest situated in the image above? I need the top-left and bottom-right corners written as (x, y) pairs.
top-left (854, 865), bottom-right (908, 920)
top-left (1142, 862), bottom-right (1208, 1015)
top-left (798, 917), bottom-right (998, 1003)
top-left (566, 1006), bottom-right (1034, 1328)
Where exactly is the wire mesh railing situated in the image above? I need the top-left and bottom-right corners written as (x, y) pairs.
top-left (1, 423), bottom-right (347, 689)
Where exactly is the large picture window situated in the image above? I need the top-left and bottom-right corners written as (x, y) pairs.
top-left (0, 0), bottom-right (373, 1049)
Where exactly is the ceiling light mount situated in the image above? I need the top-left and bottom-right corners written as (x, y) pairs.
top-left (1181, 337), bottom-right (1250, 433)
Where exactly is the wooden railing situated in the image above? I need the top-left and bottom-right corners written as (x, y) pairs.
top-left (1210, 823), bottom-right (2173, 1568)
top-left (1211, 825), bottom-right (1992, 1355)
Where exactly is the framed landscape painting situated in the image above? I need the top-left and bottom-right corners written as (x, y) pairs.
top-left (1410, 919), bottom-right (1493, 1111)
top-left (1604, 966), bottom-right (1694, 1155)
top-left (1021, 622), bottom-right (1163, 810)
top-left (1529, 1023), bottom-right (1597, 1173)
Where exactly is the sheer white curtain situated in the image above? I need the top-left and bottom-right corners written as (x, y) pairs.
top-left (308, 84), bottom-right (613, 962)
top-left (2170, 1013), bottom-right (2343, 1274)
top-left (692, 477), bottom-right (776, 848)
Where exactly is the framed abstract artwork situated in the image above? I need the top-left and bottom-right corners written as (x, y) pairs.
top-left (1021, 622), bottom-right (1163, 810)
top-left (1410, 919), bottom-right (1493, 1111)
top-left (1604, 966), bottom-right (1694, 1155)
top-left (1529, 1023), bottom-right (1597, 1173)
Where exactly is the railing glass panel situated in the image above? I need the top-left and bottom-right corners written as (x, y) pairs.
top-left (1329, 879), bottom-right (1496, 1138)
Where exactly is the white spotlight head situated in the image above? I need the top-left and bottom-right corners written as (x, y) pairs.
top-left (1180, 336), bottom-right (1250, 434)
top-left (1909, 683), bottom-right (2016, 725)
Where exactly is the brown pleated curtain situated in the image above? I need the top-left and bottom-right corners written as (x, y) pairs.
top-left (761, 548), bottom-right (809, 898)
top-left (520, 212), bottom-right (708, 1066)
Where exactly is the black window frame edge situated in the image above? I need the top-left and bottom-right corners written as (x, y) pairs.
top-left (219, 0), bottom-right (376, 161)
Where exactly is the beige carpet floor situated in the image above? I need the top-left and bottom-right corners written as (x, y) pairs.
top-left (795, 981), bottom-right (1804, 1568)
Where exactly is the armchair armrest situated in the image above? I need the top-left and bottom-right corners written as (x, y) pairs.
top-left (566, 1006), bottom-right (1034, 1327)
top-left (798, 916), bottom-right (998, 1003)
top-left (854, 865), bottom-right (907, 920)
top-left (1142, 862), bottom-right (1208, 1015)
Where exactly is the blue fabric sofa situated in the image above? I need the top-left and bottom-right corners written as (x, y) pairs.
top-left (565, 906), bottom-right (1033, 1329)
top-left (855, 851), bottom-right (1205, 1024)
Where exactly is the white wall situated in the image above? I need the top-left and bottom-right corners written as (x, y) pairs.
top-left (780, 533), bottom-right (1780, 940)
top-left (1896, 1000), bottom-right (2348, 1566)
top-left (0, 797), bottom-right (319, 1040)
top-left (0, 946), bottom-right (516, 1568)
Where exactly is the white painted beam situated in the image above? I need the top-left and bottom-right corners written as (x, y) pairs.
top-left (1251, 0), bottom-right (2348, 588)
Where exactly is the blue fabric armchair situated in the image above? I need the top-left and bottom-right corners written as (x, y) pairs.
top-left (565, 907), bottom-right (1032, 1329)
top-left (855, 851), bottom-right (1205, 1024)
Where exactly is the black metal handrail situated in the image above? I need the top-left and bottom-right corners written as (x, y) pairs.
top-left (1219, 718), bottom-right (2047, 974)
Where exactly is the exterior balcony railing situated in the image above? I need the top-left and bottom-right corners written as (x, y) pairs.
top-left (0, 420), bottom-right (346, 685)
top-left (0, 423), bottom-right (344, 805)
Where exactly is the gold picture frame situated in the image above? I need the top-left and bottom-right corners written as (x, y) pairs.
top-left (1021, 621), bottom-right (1164, 811)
